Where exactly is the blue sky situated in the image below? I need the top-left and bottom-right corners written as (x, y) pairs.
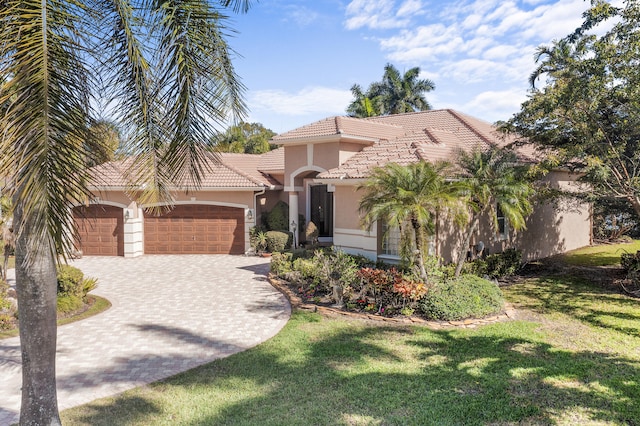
top-left (226, 0), bottom-right (606, 134)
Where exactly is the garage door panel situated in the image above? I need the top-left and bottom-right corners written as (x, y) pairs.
top-left (73, 205), bottom-right (124, 256)
top-left (144, 205), bottom-right (244, 254)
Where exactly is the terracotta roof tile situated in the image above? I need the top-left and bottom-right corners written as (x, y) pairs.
top-left (88, 153), bottom-right (280, 189)
top-left (317, 109), bottom-right (534, 180)
top-left (272, 115), bottom-right (405, 142)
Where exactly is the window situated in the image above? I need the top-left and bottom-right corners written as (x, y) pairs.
top-left (381, 222), bottom-right (401, 256)
top-left (496, 205), bottom-right (508, 240)
top-left (381, 222), bottom-right (436, 257)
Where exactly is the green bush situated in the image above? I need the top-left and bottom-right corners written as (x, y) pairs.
top-left (466, 248), bottom-right (522, 279)
top-left (265, 230), bottom-right (290, 252)
top-left (419, 275), bottom-right (504, 321)
top-left (271, 252), bottom-right (294, 275)
top-left (57, 265), bottom-right (98, 301)
top-left (0, 312), bottom-right (15, 330)
top-left (57, 265), bottom-right (85, 298)
top-left (266, 201), bottom-right (289, 231)
top-left (57, 295), bottom-right (84, 314)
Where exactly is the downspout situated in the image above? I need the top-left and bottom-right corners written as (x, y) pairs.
top-left (253, 187), bottom-right (267, 228)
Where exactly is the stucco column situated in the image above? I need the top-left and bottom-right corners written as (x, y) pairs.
top-left (289, 191), bottom-right (299, 246)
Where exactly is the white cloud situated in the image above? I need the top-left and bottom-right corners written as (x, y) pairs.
top-left (344, 0), bottom-right (411, 30)
top-left (460, 89), bottom-right (528, 122)
top-left (397, 0), bottom-right (424, 17)
top-left (248, 87), bottom-right (353, 116)
top-left (285, 6), bottom-right (321, 27)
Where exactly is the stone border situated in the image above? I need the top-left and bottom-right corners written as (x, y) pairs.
top-left (269, 274), bottom-right (516, 329)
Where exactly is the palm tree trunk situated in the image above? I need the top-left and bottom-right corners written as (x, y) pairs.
top-left (454, 215), bottom-right (481, 277)
top-left (412, 220), bottom-right (428, 283)
top-left (14, 202), bottom-right (61, 426)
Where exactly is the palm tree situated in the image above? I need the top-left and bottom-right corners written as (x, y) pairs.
top-left (358, 161), bottom-right (465, 283)
top-left (0, 195), bottom-right (13, 281)
top-left (453, 148), bottom-right (535, 277)
top-left (346, 83), bottom-right (383, 118)
top-left (372, 63), bottom-right (435, 114)
top-left (0, 0), bottom-right (250, 423)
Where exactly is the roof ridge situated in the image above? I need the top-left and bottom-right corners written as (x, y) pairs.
top-left (447, 109), bottom-right (495, 147)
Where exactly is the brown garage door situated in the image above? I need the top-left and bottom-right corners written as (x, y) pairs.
top-left (73, 205), bottom-right (124, 256)
top-left (144, 205), bottom-right (244, 254)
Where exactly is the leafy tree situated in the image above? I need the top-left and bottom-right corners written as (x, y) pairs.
top-left (503, 0), bottom-right (640, 218)
top-left (84, 119), bottom-right (122, 167)
top-left (0, 0), bottom-right (250, 423)
top-left (347, 63), bottom-right (435, 117)
top-left (358, 161), bottom-right (464, 283)
top-left (453, 148), bottom-right (534, 277)
top-left (210, 121), bottom-right (276, 154)
top-left (346, 83), bottom-right (383, 118)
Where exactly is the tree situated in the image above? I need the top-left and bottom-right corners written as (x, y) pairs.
top-left (358, 161), bottom-right (464, 283)
top-left (210, 121), bottom-right (276, 154)
top-left (503, 0), bottom-right (640, 218)
top-left (453, 148), bottom-right (534, 277)
top-left (85, 119), bottom-right (123, 167)
top-left (0, 0), bottom-right (251, 423)
top-left (347, 63), bottom-right (435, 117)
top-left (0, 195), bottom-right (13, 281)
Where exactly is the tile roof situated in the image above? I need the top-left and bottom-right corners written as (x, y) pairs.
top-left (272, 115), bottom-right (406, 143)
top-left (88, 150), bottom-right (284, 190)
top-left (315, 109), bottom-right (535, 180)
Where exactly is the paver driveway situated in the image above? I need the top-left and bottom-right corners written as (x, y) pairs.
top-left (0, 255), bottom-right (290, 425)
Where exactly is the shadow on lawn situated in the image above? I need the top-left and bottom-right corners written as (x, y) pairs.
top-left (63, 313), bottom-right (640, 426)
top-left (507, 273), bottom-right (640, 337)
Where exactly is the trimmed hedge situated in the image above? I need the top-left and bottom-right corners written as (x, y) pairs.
top-left (419, 275), bottom-right (504, 321)
top-left (265, 230), bottom-right (290, 252)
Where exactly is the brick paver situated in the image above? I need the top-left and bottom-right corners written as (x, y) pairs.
top-left (0, 255), bottom-right (290, 425)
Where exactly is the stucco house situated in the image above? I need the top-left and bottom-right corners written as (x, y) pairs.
top-left (76, 109), bottom-right (591, 262)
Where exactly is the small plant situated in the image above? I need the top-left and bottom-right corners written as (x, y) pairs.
top-left (250, 227), bottom-right (268, 253)
top-left (265, 230), bottom-right (290, 253)
top-left (419, 275), bottom-right (504, 321)
top-left (271, 252), bottom-right (293, 275)
top-left (465, 248), bottom-right (522, 279)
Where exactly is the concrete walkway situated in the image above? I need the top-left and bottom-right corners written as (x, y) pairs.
top-left (0, 255), bottom-right (290, 425)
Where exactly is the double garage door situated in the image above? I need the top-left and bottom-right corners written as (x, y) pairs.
top-left (144, 205), bottom-right (244, 255)
top-left (73, 204), bottom-right (244, 255)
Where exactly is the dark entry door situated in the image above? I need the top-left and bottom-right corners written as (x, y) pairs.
top-left (310, 185), bottom-right (333, 238)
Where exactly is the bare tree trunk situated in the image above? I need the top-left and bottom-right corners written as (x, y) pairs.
top-left (455, 215), bottom-right (481, 277)
top-left (14, 202), bottom-right (61, 426)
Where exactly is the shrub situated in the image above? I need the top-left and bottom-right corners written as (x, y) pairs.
top-left (419, 275), bottom-right (504, 321)
top-left (265, 230), bottom-right (290, 252)
top-left (466, 248), bottom-right (522, 279)
top-left (57, 295), bottom-right (84, 314)
top-left (57, 265), bottom-right (85, 298)
top-left (305, 221), bottom-right (319, 245)
top-left (266, 201), bottom-right (289, 231)
top-left (250, 227), bottom-right (268, 253)
top-left (57, 265), bottom-right (98, 301)
top-left (271, 252), bottom-right (293, 275)
top-left (0, 312), bottom-right (15, 330)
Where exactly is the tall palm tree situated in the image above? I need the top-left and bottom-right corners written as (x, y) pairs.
top-left (372, 63), bottom-right (435, 114)
top-left (453, 148), bottom-right (535, 277)
top-left (346, 83), bottom-right (383, 118)
top-left (358, 161), bottom-right (465, 283)
top-left (0, 0), bottom-right (250, 423)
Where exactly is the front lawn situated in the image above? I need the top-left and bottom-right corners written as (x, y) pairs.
top-left (561, 240), bottom-right (640, 267)
top-left (62, 263), bottom-right (640, 425)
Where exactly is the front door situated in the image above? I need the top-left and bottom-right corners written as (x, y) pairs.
top-left (309, 184), bottom-right (333, 240)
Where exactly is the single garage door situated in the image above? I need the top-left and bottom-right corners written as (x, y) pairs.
top-left (144, 205), bottom-right (244, 254)
top-left (73, 205), bottom-right (124, 256)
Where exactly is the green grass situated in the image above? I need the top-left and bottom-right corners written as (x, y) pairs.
top-left (0, 295), bottom-right (111, 339)
top-left (61, 270), bottom-right (640, 426)
top-left (561, 240), bottom-right (640, 266)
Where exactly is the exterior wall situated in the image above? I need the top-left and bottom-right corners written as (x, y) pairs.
top-left (339, 142), bottom-right (365, 165)
top-left (513, 171), bottom-right (591, 260)
top-left (332, 185), bottom-right (377, 259)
